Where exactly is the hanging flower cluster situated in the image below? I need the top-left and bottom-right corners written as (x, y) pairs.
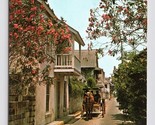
top-left (86, 0), bottom-right (147, 57)
top-left (9, 0), bottom-right (72, 94)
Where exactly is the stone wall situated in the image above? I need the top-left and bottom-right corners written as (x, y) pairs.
top-left (9, 95), bottom-right (35, 125)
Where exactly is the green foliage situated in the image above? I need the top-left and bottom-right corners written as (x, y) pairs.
top-left (81, 68), bottom-right (94, 79)
top-left (113, 49), bottom-right (146, 124)
top-left (69, 77), bottom-right (85, 98)
top-left (87, 77), bottom-right (96, 88)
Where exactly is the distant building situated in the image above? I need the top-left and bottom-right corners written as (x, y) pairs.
top-left (75, 49), bottom-right (100, 81)
top-left (75, 49), bottom-right (112, 100)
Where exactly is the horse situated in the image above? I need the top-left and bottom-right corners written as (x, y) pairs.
top-left (83, 92), bottom-right (94, 120)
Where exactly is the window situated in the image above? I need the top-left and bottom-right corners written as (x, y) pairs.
top-left (46, 84), bottom-right (50, 112)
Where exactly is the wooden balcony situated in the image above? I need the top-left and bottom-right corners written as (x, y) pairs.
top-left (54, 54), bottom-right (81, 76)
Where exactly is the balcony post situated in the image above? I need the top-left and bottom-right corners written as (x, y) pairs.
top-left (72, 38), bottom-right (74, 68)
top-left (79, 44), bottom-right (81, 62)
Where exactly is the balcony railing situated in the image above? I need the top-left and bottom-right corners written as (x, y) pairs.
top-left (54, 54), bottom-right (81, 74)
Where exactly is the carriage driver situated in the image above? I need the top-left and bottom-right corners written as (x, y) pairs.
top-left (94, 90), bottom-right (101, 103)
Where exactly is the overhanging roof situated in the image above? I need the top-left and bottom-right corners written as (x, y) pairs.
top-left (68, 26), bottom-right (85, 46)
top-left (41, 1), bottom-right (85, 46)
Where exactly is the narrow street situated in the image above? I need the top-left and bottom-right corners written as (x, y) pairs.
top-left (66, 97), bottom-right (134, 125)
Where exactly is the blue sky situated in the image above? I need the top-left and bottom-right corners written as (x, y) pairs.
top-left (48, 0), bottom-right (120, 77)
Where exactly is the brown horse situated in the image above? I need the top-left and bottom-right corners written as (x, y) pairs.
top-left (84, 92), bottom-right (94, 120)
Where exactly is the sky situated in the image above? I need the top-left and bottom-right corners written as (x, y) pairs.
top-left (48, 0), bottom-right (121, 77)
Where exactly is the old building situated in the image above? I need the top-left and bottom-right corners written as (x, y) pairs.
top-left (9, 0), bottom-right (85, 125)
top-left (35, 1), bottom-right (85, 125)
top-left (75, 49), bottom-right (111, 99)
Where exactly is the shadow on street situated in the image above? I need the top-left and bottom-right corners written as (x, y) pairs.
top-left (81, 112), bottom-right (100, 121)
top-left (112, 113), bottom-right (135, 125)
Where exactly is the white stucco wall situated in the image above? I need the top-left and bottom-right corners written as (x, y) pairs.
top-left (35, 84), bottom-right (46, 125)
top-left (54, 75), bottom-right (69, 119)
top-left (35, 83), bottom-right (55, 125)
top-left (54, 75), bottom-right (64, 118)
top-left (35, 62), bottom-right (55, 124)
top-left (50, 84), bottom-right (55, 121)
top-left (35, 70), bottom-right (70, 124)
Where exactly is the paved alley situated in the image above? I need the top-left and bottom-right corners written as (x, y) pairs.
top-left (66, 97), bottom-right (134, 125)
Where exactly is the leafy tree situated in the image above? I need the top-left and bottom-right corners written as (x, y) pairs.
top-left (9, 0), bottom-right (72, 94)
top-left (87, 77), bottom-right (96, 88)
top-left (113, 49), bottom-right (146, 124)
top-left (127, 49), bottom-right (146, 124)
top-left (88, 1), bottom-right (147, 123)
top-left (81, 68), bottom-right (94, 80)
top-left (86, 0), bottom-right (147, 57)
top-left (69, 77), bottom-right (85, 97)
top-left (113, 62), bottom-right (131, 112)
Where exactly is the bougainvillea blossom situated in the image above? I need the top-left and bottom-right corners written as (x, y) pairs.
top-left (9, 0), bottom-right (72, 94)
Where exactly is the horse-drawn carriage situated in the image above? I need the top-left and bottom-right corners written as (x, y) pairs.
top-left (81, 87), bottom-right (106, 120)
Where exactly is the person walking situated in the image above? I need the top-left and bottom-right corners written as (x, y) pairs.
top-left (100, 87), bottom-right (106, 116)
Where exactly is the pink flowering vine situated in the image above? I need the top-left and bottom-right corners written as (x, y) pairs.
top-left (9, 0), bottom-right (72, 93)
